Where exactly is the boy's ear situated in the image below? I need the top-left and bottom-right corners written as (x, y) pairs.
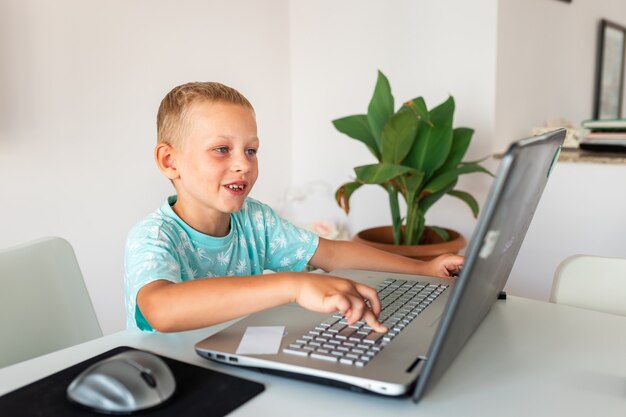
top-left (154, 143), bottom-right (180, 180)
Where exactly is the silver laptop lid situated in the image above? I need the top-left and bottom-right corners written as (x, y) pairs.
top-left (412, 128), bottom-right (565, 402)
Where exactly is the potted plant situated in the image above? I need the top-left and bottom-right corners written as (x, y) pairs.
top-left (333, 71), bottom-right (492, 259)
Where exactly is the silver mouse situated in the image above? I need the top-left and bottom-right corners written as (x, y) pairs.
top-left (67, 350), bottom-right (176, 414)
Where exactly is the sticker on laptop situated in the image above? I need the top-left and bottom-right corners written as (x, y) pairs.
top-left (479, 230), bottom-right (500, 259)
top-left (236, 326), bottom-right (285, 355)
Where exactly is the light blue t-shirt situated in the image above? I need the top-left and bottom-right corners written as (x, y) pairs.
top-left (124, 196), bottom-right (320, 331)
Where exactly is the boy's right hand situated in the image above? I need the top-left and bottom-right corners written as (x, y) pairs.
top-left (293, 274), bottom-right (387, 333)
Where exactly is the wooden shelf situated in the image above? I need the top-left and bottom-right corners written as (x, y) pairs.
top-left (494, 147), bottom-right (626, 165)
top-left (557, 147), bottom-right (626, 164)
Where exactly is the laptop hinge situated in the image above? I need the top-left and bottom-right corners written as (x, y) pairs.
top-left (406, 356), bottom-right (425, 374)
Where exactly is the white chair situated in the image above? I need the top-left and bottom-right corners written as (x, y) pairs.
top-left (0, 237), bottom-right (102, 368)
top-left (550, 254), bottom-right (626, 317)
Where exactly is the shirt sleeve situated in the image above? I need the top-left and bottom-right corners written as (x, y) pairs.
top-left (260, 204), bottom-right (320, 272)
top-left (124, 220), bottom-right (182, 331)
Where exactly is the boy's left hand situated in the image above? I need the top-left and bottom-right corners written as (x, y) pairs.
top-left (424, 254), bottom-right (464, 278)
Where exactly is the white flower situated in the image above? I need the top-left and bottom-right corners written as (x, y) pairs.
top-left (216, 251), bottom-right (230, 265)
top-left (265, 213), bottom-right (276, 228)
top-left (196, 246), bottom-right (211, 260)
top-left (178, 231), bottom-right (188, 245)
top-left (166, 260), bottom-right (180, 273)
top-left (235, 259), bottom-right (247, 273)
top-left (280, 257), bottom-right (290, 267)
top-left (294, 248), bottom-right (306, 260)
top-left (270, 236), bottom-right (287, 254)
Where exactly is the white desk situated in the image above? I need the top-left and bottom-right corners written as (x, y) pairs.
top-left (2, 296), bottom-right (626, 416)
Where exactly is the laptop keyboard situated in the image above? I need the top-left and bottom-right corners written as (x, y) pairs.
top-left (282, 278), bottom-right (449, 367)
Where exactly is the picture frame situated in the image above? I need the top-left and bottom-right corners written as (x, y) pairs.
top-left (593, 19), bottom-right (626, 120)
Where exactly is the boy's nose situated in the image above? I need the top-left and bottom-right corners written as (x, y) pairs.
top-left (231, 152), bottom-right (251, 172)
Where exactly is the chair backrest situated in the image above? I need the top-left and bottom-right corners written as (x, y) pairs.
top-left (550, 254), bottom-right (626, 316)
top-left (0, 237), bottom-right (102, 368)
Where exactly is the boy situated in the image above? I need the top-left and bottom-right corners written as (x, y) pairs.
top-left (125, 82), bottom-right (463, 334)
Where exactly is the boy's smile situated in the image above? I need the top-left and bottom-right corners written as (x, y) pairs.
top-left (224, 180), bottom-right (249, 195)
top-left (156, 100), bottom-right (259, 237)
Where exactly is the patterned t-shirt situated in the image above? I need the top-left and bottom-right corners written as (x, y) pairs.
top-left (124, 196), bottom-right (320, 331)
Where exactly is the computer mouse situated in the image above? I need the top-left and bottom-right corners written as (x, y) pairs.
top-left (67, 350), bottom-right (176, 414)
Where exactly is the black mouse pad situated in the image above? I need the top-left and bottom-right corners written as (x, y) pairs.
top-left (0, 346), bottom-right (264, 416)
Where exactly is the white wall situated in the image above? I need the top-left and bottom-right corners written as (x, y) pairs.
top-left (0, 0), bottom-right (291, 334)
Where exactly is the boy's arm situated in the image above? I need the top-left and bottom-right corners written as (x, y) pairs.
top-left (309, 238), bottom-right (463, 278)
top-left (137, 271), bottom-right (386, 333)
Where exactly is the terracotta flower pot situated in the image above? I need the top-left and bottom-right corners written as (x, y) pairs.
top-left (352, 226), bottom-right (466, 261)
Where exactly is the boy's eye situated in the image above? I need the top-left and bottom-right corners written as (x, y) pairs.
top-left (214, 146), bottom-right (229, 154)
top-left (245, 148), bottom-right (257, 156)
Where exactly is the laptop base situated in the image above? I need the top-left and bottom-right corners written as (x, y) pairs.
top-left (197, 350), bottom-right (415, 399)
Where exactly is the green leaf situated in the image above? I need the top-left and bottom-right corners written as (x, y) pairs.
top-left (367, 71), bottom-right (394, 150)
top-left (403, 170), bottom-right (425, 206)
top-left (430, 95), bottom-right (455, 125)
top-left (402, 97), bottom-right (430, 123)
top-left (385, 184), bottom-right (403, 244)
top-left (458, 162), bottom-right (494, 176)
top-left (381, 107), bottom-right (418, 164)
top-left (404, 171), bottom-right (424, 192)
top-left (435, 127), bottom-right (473, 175)
top-left (332, 114), bottom-right (381, 160)
top-left (448, 189), bottom-right (480, 218)
top-left (420, 179), bottom-right (457, 214)
top-left (423, 162), bottom-right (492, 196)
top-left (405, 96), bottom-right (454, 180)
top-left (407, 209), bottom-right (426, 245)
top-left (461, 156), bottom-right (495, 170)
top-left (335, 181), bottom-right (363, 214)
top-left (354, 163), bottom-right (412, 184)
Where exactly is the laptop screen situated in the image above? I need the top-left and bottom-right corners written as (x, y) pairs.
top-left (413, 129), bottom-right (565, 401)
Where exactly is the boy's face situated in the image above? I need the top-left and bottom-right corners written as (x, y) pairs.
top-left (159, 100), bottom-right (259, 233)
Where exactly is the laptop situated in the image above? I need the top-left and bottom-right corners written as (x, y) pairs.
top-left (195, 128), bottom-right (565, 402)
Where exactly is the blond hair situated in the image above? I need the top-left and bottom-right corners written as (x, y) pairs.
top-left (156, 81), bottom-right (253, 146)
